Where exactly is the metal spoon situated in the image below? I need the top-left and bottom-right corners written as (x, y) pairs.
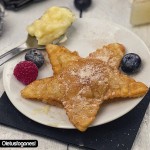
top-left (0, 34), bottom-right (65, 66)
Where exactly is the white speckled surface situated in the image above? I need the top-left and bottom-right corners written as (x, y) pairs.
top-left (0, 0), bottom-right (149, 150)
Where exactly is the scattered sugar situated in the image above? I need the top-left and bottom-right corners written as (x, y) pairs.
top-left (112, 92), bottom-right (115, 96)
top-left (109, 58), bottom-right (117, 67)
top-left (97, 56), bottom-right (110, 62)
top-left (62, 81), bottom-right (69, 94)
top-left (70, 64), bottom-right (107, 84)
top-left (72, 94), bottom-right (86, 102)
top-left (93, 47), bottom-right (113, 63)
top-left (104, 95), bottom-right (109, 100)
top-left (70, 70), bottom-right (76, 75)
top-left (78, 88), bottom-right (86, 95)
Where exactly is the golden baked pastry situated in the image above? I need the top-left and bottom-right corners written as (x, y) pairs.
top-left (46, 43), bottom-right (125, 75)
top-left (46, 44), bottom-right (80, 75)
top-left (21, 59), bottom-right (148, 131)
top-left (21, 77), bottom-right (63, 107)
top-left (88, 43), bottom-right (125, 68)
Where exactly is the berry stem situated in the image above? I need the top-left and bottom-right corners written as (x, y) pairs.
top-left (80, 9), bottom-right (82, 18)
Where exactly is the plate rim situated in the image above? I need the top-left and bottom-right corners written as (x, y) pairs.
top-left (3, 17), bottom-right (150, 129)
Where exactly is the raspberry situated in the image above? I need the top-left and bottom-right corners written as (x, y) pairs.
top-left (13, 61), bottom-right (38, 85)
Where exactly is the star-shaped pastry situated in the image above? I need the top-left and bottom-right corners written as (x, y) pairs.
top-left (21, 44), bottom-right (148, 131)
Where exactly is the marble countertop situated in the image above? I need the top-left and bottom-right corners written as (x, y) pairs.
top-left (0, 0), bottom-right (149, 149)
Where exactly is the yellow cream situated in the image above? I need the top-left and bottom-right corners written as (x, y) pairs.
top-left (27, 6), bottom-right (75, 45)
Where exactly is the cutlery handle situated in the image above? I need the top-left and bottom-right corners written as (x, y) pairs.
top-left (0, 46), bottom-right (26, 66)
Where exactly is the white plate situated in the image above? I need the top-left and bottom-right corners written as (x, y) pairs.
top-left (3, 18), bottom-right (150, 129)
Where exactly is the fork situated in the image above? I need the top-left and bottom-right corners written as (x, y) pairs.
top-left (0, 34), bottom-right (64, 66)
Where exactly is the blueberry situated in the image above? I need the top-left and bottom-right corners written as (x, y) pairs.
top-left (74, 0), bottom-right (92, 10)
top-left (121, 53), bottom-right (141, 74)
top-left (25, 49), bottom-right (44, 68)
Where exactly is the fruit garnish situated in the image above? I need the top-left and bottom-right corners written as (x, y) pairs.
top-left (13, 61), bottom-right (38, 85)
top-left (121, 53), bottom-right (141, 74)
top-left (74, 0), bottom-right (92, 17)
top-left (25, 49), bottom-right (45, 68)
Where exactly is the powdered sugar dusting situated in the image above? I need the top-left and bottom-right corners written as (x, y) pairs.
top-left (72, 94), bottom-right (87, 102)
top-left (91, 47), bottom-right (113, 62)
top-left (70, 64), bottom-right (106, 84)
